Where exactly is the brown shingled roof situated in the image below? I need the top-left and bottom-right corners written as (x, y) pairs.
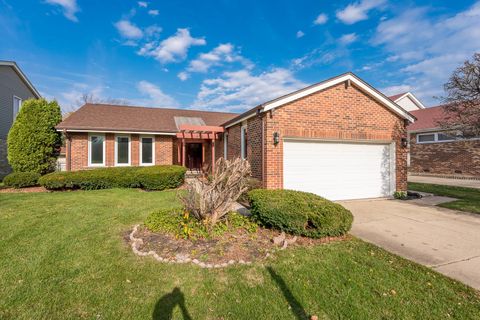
top-left (388, 92), bottom-right (407, 101)
top-left (407, 105), bottom-right (447, 131)
top-left (57, 104), bottom-right (238, 133)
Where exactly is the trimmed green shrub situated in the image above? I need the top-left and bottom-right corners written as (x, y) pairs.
top-left (3, 172), bottom-right (41, 188)
top-left (38, 165), bottom-right (186, 191)
top-left (145, 209), bottom-right (257, 239)
top-left (248, 189), bottom-right (353, 238)
top-left (7, 99), bottom-right (62, 174)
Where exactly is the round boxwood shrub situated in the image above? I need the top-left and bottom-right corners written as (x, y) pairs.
top-left (248, 189), bottom-right (353, 238)
top-left (38, 165), bottom-right (186, 191)
top-left (7, 99), bottom-right (62, 174)
top-left (3, 172), bottom-right (41, 188)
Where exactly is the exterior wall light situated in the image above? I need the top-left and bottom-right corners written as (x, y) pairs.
top-left (401, 137), bottom-right (408, 148)
top-left (273, 132), bottom-right (280, 145)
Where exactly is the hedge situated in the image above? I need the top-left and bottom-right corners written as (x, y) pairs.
top-left (248, 189), bottom-right (353, 238)
top-left (3, 172), bottom-right (41, 188)
top-left (38, 165), bottom-right (186, 191)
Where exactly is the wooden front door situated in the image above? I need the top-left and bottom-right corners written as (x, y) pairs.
top-left (186, 143), bottom-right (202, 171)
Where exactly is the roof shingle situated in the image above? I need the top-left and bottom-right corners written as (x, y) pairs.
top-left (57, 104), bottom-right (238, 133)
top-left (407, 105), bottom-right (447, 131)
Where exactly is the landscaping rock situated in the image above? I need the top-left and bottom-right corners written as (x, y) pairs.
top-left (273, 231), bottom-right (286, 246)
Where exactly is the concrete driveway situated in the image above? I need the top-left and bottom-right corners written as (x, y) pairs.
top-left (340, 199), bottom-right (480, 290)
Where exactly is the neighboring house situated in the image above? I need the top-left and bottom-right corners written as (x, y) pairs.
top-left (408, 104), bottom-right (480, 178)
top-left (0, 61), bottom-right (41, 177)
top-left (388, 92), bottom-right (426, 112)
top-left (57, 72), bottom-right (414, 200)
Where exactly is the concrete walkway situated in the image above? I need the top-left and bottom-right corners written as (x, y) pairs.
top-left (340, 199), bottom-right (480, 290)
top-left (409, 175), bottom-right (480, 189)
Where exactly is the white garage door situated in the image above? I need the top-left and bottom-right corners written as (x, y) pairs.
top-left (283, 140), bottom-right (394, 200)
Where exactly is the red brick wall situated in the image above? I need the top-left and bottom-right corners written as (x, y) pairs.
top-left (70, 132), bottom-right (88, 170)
top-left (68, 132), bottom-right (174, 171)
top-left (226, 82), bottom-right (408, 192)
top-left (155, 136), bottom-right (173, 165)
top-left (409, 133), bottom-right (480, 177)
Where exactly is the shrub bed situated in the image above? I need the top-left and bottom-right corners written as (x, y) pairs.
top-left (145, 209), bottom-right (258, 239)
top-left (3, 172), bottom-right (41, 188)
top-left (38, 165), bottom-right (186, 191)
top-left (248, 189), bottom-right (353, 238)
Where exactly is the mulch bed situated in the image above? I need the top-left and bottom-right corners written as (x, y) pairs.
top-left (130, 225), bottom-right (348, 265)
top-left (0, 186), bottom-right (49, 193)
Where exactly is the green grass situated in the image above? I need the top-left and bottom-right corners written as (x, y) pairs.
top-left (409, 182), bottom-right (480, 214)
top-left (1, 189), bottom-right (479, 319)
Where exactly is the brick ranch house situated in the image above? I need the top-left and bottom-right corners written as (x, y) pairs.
top-left (57, 73), bottom-right (415, 200)
top-left (408, 104), bottom-right (480, 178)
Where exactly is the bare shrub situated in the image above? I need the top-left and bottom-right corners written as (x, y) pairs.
top-left (181, 157), bottom-right (251, 228)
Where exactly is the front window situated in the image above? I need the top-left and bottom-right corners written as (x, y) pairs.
top-left (116, 135), bottom-right (130, 165)
top-left (140, 136), bottom-right (154, 165)
top-left (89, 134), bottom-right (105, 166)
top-left (13, 96), bottom-right (22, 120)
top-left (241, 126), bottom-right (247, 159)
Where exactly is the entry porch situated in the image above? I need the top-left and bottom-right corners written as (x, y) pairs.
top-left (176, 125), bottom-right (224, 174)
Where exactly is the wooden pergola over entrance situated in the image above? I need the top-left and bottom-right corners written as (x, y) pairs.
top-left (176, 125), bottom-right (224, 173)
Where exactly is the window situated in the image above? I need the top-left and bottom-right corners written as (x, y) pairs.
top-left (140, 136), bottom-right (155, 165)
top-left (223, 133), bottom-right (228, 159)
top-left (89, 134), bottom-right (105, 166)
top-left (115, 135), bottom-right (130, 166)
top-left (437, 132), bottom-right (457, 142)
top-left (241, 125), bottom-right (247, 159)
top-left (417, 131), bottom-right (463, 144)
top-left (417, 133), bottom-right (435, 143)
top-left (13, 96), bottom-right (22, 120)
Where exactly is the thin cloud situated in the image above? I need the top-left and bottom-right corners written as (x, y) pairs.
top-left (45, 0), bottom-right (80, 22)
top-left (148, 9), bottom-right (159, 16)
top-left (115, 20), bottom-right (143, 39)
top-left (193, 68), bottom-right (306, 112)
top-left (137, 80), bottom-right (179, 107)
top-left (138, 1), bottom-right (148, 8)
top-left (339, 33), bottom-right (358, 44)
top-left (296, 30), bottom-right (305, 38)
top-left (336, 0), bottom-right (386, 24)
top-left (372, 1), bottom-right (480, 104)
top-left (138, 28), bottom-right (206, 63)
top-left (313, 13), bottom-right (328, 25)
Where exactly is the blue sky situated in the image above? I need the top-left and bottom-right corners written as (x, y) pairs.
top-left (1, 0), bottom-right (479, 113)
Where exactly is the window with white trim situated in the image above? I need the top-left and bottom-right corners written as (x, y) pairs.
top-left (88, 134), bottom-right (105, 166)
top-left (241, 125), bottom-right (247, 159)
top-left (223, 133), bottom-right (228, 159)
top-left (115, 135), bottom-right (130, 166)
top-left (140, 136), bottom-right (155, 165)
top-left (416, 131), bottom-right (460, 144)
top-left (13, 96), bottom-right (22, 120)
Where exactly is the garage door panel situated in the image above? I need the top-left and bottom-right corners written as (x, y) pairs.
top-left (283, 140), bottom-right (393, 200)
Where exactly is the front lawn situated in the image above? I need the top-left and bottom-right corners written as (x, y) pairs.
top-left (409, 182), bottom-right (480, 214)
top-left (1, 189), bottom-right (479, 319)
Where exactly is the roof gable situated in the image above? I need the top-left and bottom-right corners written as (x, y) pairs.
top-left (0, 61), bottom-right (41, 98)
top-left (224, 72), bottom-right (415, 127)
top-left (389, 92), bottom-right (425, 111)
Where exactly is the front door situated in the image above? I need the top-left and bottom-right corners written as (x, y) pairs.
top-left (186, 143), bottom-right (202, 171)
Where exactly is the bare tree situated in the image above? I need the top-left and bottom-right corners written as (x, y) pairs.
top-left (78, 93), bottom-right (130, 107)
top-left (181, 157), bottom-right (251, 228)
top-left (439, 53), bottom-right (480, 137)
